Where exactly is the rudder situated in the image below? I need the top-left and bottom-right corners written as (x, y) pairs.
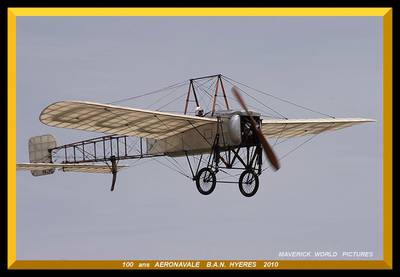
top-left (28, 134), bottom-right (57, 176)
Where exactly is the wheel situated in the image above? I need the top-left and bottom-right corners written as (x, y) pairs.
top-left (195, 167), bottom-right (216, 195)
top-left (238, 169), bottom-right (259, 197)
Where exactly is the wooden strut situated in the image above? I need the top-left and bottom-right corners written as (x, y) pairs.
top-left (191, 81), bottom-right (200, 108)
top-left (212, 75), bottom-right (230, 116)
top-left (219, 75), bottom-right (230, 110)
top-left (211, 77), bottom-right (220, 116)
top-left (183, 80), bottom-right (192, 115)
top-left (184, 75), bottom-right (230, 116)
top-left (184, 79), bottom-right (200, 115)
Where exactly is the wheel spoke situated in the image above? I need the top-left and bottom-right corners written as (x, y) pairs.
top-left (246, 173), bottom-right (250, 184)
top-left (239, 170), bottom-right (259, 197)
top-left (196, 168), bottom-right (216, 195)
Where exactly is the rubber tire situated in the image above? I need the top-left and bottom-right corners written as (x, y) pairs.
top-left (239, 169), bottom-right (259, 197)
top-left (195, 168), bottom-right (216, 195)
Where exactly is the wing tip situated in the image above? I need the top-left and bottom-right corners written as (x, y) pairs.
top-left (359, 118), bottom-right (376, 123)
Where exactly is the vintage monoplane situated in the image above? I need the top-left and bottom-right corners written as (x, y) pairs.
top-left (17, 74), bottom-right (374, 197)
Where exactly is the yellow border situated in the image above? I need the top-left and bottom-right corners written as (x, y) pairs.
top-left (6, 260), bottom-right (392, 270)
top-left (7, 7), bottom-right (392, 16)
top-left (8, 8), bottom-right (392, 270)
top-left (8, 8), bottom-right (17, 270)
top-left (382, 8), bottom-right (393, 269)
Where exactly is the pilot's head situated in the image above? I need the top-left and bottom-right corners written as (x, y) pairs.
top-left (195, 106), bottom-right (204, 116)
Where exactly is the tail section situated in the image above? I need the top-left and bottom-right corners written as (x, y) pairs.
top-left (28, 134), bottom-right (57, 176)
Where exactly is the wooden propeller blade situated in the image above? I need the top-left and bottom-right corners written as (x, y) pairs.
top-left (232, 86), bottom-right (280, 171)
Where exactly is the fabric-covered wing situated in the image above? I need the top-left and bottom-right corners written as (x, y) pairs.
top-left (261, 118), bottom-right (374, 139)
top-left (40, 101), bottom-right (217, 140)
top-left (17, 163), bottom-right (127, 174)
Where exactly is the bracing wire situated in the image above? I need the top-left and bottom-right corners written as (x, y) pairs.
top-left (101, 74), bottom-right (334, 180)
top-left (222, 77), bottom-right (288, 119)
top-left (156, 91), bottom-right (189, 111)
top-left (262, 133), bottom-right (320, 173)
top-left (145, 81), bottom-right (189, 110)
top-left (103, 107), bottom-right (191, 177)
top-left (193, 78), bottom-right (214, 109)
top-left (261, 124), bottom-right (337, 173)
top-left (222, 75), bottom-right (335, 119)
top-left (107, 80), bottom-right (188, 105)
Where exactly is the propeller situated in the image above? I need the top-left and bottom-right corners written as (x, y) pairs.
top-left (232, 86), bottom-right (280, 171)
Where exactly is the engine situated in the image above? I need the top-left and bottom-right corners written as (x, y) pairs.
top-left (223, 110), bottom-right (262, 147)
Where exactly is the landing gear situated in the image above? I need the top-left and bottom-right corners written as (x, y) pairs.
top-left (238, 169), bottom-right (259, 197)
top-left (195, 167), bottom-right (216, 195)
top-left (188, 125), bottom-right (263, 197)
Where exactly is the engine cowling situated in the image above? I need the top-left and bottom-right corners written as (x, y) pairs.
top-left (228, 114), bottom-right (242, 145)
top-left (226, 112), bottom-right (261, 147)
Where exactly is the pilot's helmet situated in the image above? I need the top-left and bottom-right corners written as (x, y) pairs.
top-left (195, 106), bottom-right (204, 116)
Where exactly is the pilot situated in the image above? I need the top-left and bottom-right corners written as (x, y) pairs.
top-left (195, 106), bottom-right (204, 117)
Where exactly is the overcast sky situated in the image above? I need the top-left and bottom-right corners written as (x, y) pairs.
top-left (16, 16), bottom-right (382, 260)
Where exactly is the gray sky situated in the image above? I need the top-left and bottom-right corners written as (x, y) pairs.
top-left (16, 16), bottom-right (382, 260)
